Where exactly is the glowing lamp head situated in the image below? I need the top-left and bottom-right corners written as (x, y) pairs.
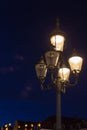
top-left (25, 124), bottom-right (28, 127)
top-left (50, 35), bottom-right (65, 51)
top-left (37, 123), bottom-right (41, 127)
top-left (31, 124), bottom-right (34, 127)
top-left (68, 56), bottom-right (83, 73)
top-left (59, 67), bottom-right (70, 82)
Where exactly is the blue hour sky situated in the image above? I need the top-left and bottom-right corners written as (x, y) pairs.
top-left (0, 0), bottom-right (87, 126)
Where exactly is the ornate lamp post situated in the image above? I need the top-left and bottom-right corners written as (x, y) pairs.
top-left (35, 19), bottom-right (83, 130)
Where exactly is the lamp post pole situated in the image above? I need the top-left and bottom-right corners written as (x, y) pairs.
top-left (56, 88), bottom-right (61, 130)
top-left (35, 20), bottom-right (83, 130)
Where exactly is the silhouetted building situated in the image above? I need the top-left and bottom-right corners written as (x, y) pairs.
top-left (41, 116), bottom-right (87, 130)
top-left (1, 116), bottom-right (87, 130)
top-left (1, 123), bottom-right (13, 130)
top-left (13, 120), bottom-right (41, 130)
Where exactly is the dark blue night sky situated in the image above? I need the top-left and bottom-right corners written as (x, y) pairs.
top-left (0, 0), bottom-right (87, 126)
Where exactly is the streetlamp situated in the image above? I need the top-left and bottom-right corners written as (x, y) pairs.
top-left (35, 19), bottom-right (83, 130)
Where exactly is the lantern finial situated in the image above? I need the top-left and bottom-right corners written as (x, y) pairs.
top-left (56, 18), bottom-right (59, 30)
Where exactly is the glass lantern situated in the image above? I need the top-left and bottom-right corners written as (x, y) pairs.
top-left (68, 56), bottom-right (83, 73)
top-left (50, 35), bottom-right (65, 51)
top-left (59, 67), bottom-right (70, 82)
top-left (45, 51), bottom-right (60, 69)
top-left (35, 58), bottom-right (47, 79)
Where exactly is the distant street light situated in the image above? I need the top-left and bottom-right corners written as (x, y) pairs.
top-left (35, 19), bottom-right (83, 130)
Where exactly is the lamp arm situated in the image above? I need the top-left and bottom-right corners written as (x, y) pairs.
top-left (65, 73), bottom-right (79, 87)
top-left (40, 80), bottom-right (54, 90)
top-left (66, 79), bottom-right (78, 87)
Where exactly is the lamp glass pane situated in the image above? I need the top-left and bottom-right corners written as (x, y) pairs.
top-left (68, 56), bottom-right (83, 73)
top-left (45, 51), bottom-right (60, 68)
top-left (59, 67), bottom-right (70, 82)
top-left (35, 63), bottom-right (47, 79)
top-left (50, 35), bottom-right (65, 51)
